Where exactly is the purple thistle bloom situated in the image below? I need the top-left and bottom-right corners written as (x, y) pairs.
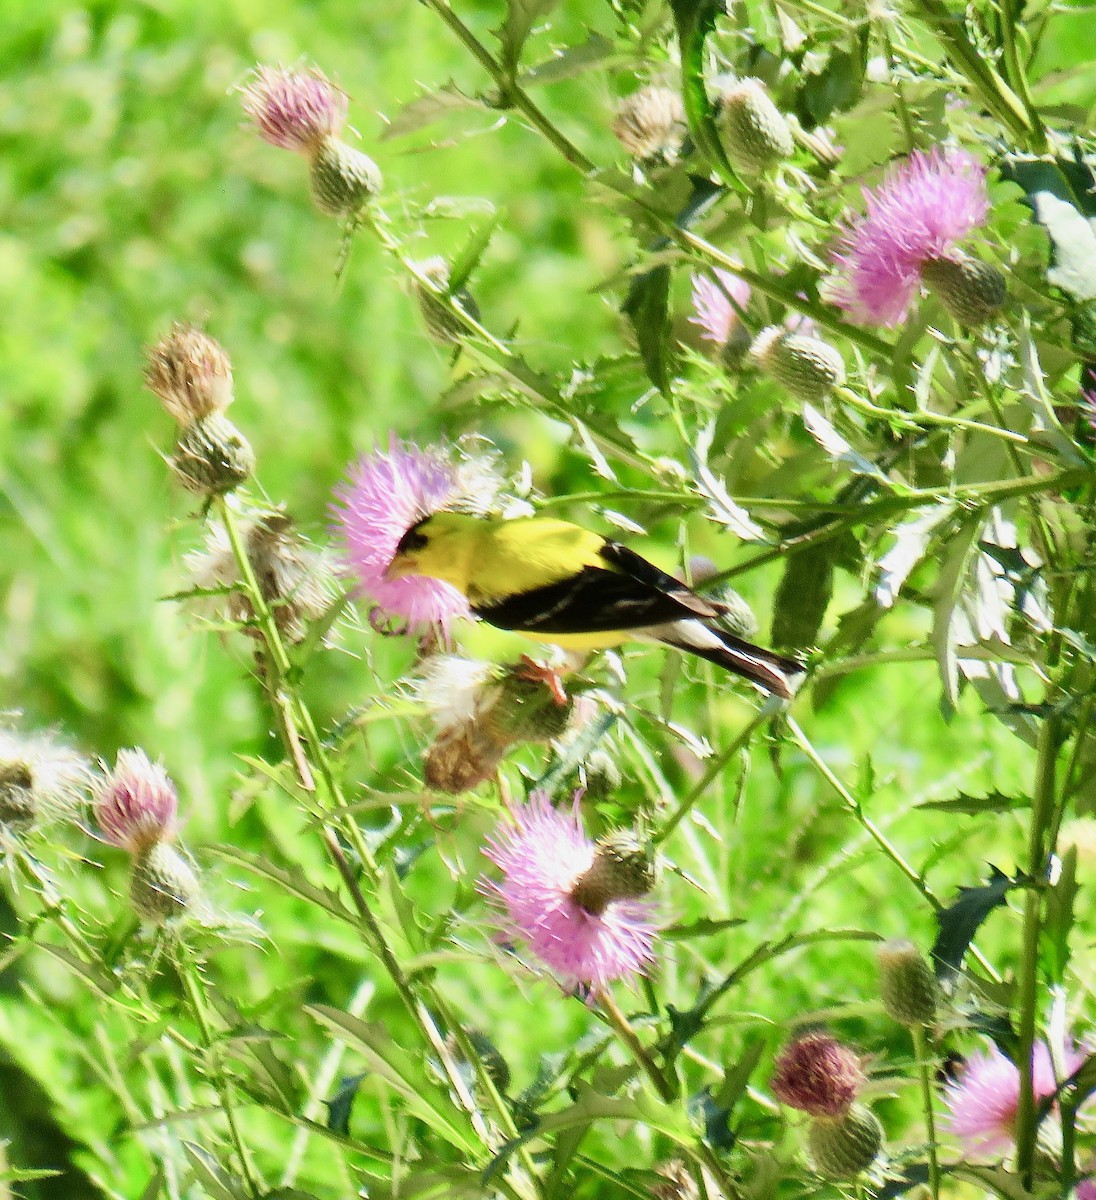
top-left (690, 268), bottom-right (751, 346)
top-left (241, 64), bottom-right (347, 154)
top-left (831, 147), bottom-right (990, 327)
top-left (332, 438), bottom-right (470, 631)
top-left (943, 1041), bottom-right (1083, 1154)
top-left (1082, 390), bottom-right (1096, 431)
top-left (481, 792), bottom-right (656, 993)
top-left (95, 749), bottom-right (178, 853)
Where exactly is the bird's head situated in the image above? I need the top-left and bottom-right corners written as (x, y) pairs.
top-left (383, 510), bottom-right (478, 591)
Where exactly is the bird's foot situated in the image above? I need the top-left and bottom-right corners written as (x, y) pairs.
top-left (517, 655), bottom-right (569, 707)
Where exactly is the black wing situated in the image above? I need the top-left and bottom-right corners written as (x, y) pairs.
top-left (473, 540), bottom-right (723, 635)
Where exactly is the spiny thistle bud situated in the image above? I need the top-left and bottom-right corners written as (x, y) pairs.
top-left (0, 728), bottom-right (92, 831)
top-left (650, 1159), bottom-right (699, 1200)
top-left (807, 1104), bottom-right (884, 1179)
top-left (308, 136), bottom-right (383, 217)
top-left (185, 508), bottom-right (336, 644)
top-left (717, 78), bottom-right (794, 174)
top-left (749, 326), bottom-right (846, 402)
top-left (877, 939), bottom-right (938, 1027)
top-left (130, 840), bottom-right (200, 923)
top-left (145, 324), bottom-right (234, 425)
top-left (171, 412), bottom-right (255, 495)
top-left (772, 1032), bottom-right (866, 1118)
top-left (485, 667), bottom-right (575, 744)
top-left (95, 749), bottom-right (179, 854)
top-left (611, 86), bottom-right (687, 163)
top-left (920, 252), bottom-right (1006, 327)
top-left (411, 257), bottom-right (481, 344)
top-left (569, 830), bottom-right (658, 917)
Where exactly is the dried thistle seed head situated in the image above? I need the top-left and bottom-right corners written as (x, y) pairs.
top-left (0, 727), bottom-right (92, 830)
top-left (145, 324), bottom-right (234, 425)
top-left (308, 135), bottom-right (382, 216)
top-left (807, 1104), bottom-right (884, 1179)
top-left (569, 829), bottom-right (658, 917)
top-left (170, 413), bottom-right (255, 495)
top-left (749, 325), bottom-right (846, 402)
top-left (423, 721), bottom-right (508, 793)
top-left (611, 86), bottom-right (687, 162)
top-left (877, 939), bottom-right (938, 1026)
top-left (130, 840), bottom-right (200, 923)
top-left (920, 251), bottom-right (1006, 326)
top-left (717, 78), bottom-right (794, 173)
top-left (185, 509), bottom-right (337, 644)
top-left (95, 748), bottom-right (179, 853)
top-left (772, 1032), bottom-right (866, 1117)
top-left (241, 64), bottom-right (348, 154)
top-left (651, 1160), bottom-right (699, 1200)
top-left (411, 256), bottom-right (481, 344)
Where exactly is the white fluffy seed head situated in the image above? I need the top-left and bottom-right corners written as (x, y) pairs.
top-left (611, 86), bottom-right (687, 162)
top-left (0, 726), bottom-right (94, 829)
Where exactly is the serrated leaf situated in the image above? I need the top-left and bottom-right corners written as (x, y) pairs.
top-left (917, 791), bottom-right (1025, 814)
top-left (1044, 845), bottom-right (1078, 983)
top-left (0, 1168), bottom-right (62, 1183)
top-left (875, 504), bottom-right (954, 608)
top-left (382, 83), bottom-right (488, 141)
top-left (662, 916), bottom-right (747, 941)
top-left (802, 404), bottom-right (891, 484)
top-left (1029, 192), bottom-right (1096, 302)
top-left (712, 1037), bottom-right (765, 1114)
top-left (182, 1144), bottom-right (251, 1200)
top-left (306, 1005), bottom-right (480, 1154)
top-left (932, 865), bottom-right (1021, 981)
top-left (209, 846), bottom-right (356, 929)
top-left (691, 422), bottom-right (765, 541)
top-left (932, 516), bottom-right (982, 715)
top-left (523, 32), bottom-right (616, 86)
top-left (623, 264), bottom-right (672, 393)
top-left (771, 542), bottom-right (834, 651)
top-left (495, 0), bottom-right (559, 75)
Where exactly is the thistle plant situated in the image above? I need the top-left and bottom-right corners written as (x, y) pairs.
top-left (4, 3), bottom-right (1096, 1199)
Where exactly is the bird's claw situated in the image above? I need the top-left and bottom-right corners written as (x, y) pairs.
top-left (517, 655), bottom-right (569, 707)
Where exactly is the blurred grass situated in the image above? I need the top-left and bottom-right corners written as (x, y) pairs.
top-left (0, 2), bottom-right (1089, 1196)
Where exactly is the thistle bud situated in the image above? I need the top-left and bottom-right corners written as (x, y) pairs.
top-left (130, 840), bottom-right (200, 922)
top-left (689, 557), bottom-right (758, 637)
top-left (877, 939), bottom-right (938, 1027)
top-left (308, 135), bottom-right (383, 217)
top-left (749, 326), bottom-right (846, 402)
top-left (485, 667), bottom-right (575, 744)
top-left (145, 324), bottom-right (234, 425)
top-left (569, 830), bottom-right (658, 917)
top-left (411, 257), bottom-right (481, 344)
top-left (807, 1105), bottom-right (884, 1179)
top-left (0, 728), bottom-right (92, 832)
top-left (612, 86), bottom-right (687, 163)
top-left (95, 749), bottom-right (179, 854)
top-left (920, 252), bottom-right (1006, 327)
top-left (171, 412), bottom-right (255, 495)
top-left (771, 1032), bottom-right (866, 1118)
top-left (717, 78), bottom-right (794, 174)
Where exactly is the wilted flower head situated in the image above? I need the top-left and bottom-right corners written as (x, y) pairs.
top-left (831, 147), bottom-right (991, 327)
top-left (612, 86), bottom-right (687, 162)
top-left (332, 438), bottom-right (501, 630)
top-left (481, 792), bottom-right (657, 992)
top-left (185, 508), bottom-right (337, 644)
top-left (241, 64), bottom-right (347, 154)
top-left (145, 324), bottom-right (234, 425)
top-left (0, 726), bottom-right (93, 831)
top-left (690, 269), bottom-right (751, 347)
top-left (772, 1032), bottom-right (867, 1118)
top-left (95, 749), bottom-right (179, 853)
top-left (943, 1041), bottom-right (1084, 1154)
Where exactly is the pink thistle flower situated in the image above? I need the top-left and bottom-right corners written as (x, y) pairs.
top-left (690, 268), bottom-right (751, 346)
top-left (943, 1041), bottom-right (1083, 1155)
top-left (94, 749), bottom-right (178, 853)
top-left (332, 438), bottom-right (473, 631)
top-left (241, 64), bottom-right (347, 155)
top-left (831, 147), bottom-right (990, 327)
top-left (481, 792), bottom-right (657, 993)
top-left (1082, 390), bottom-right (1096, 432)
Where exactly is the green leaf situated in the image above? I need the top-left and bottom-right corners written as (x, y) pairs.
top-left (1029, 192), bottom-right (1096, 302)
top-left (931, 865), bottom-right (1023, 981)
top-left (770, 541), bottom-right (835, 651)
top-left (324, 1073), bottom-right (365, 1136)
top-left (1043, 845), bottom-right (1078, 983)
top-left (670, 0), bottom-right (736, 181)
top-left (381, 83), bottom-right (488, 140)
top-left (0, 1168), bottom-right (62, 1182)
top-left (712, 1036), bottom-right (766, 1114)
top-left (306, 1005), bottom-right (480, 1155)
top-left (495, 0), bottom-right (560, 76)
top-left (622, 264), bottom-right (672, 393)
top-left (661, 916), bottom-right (747, 941)
top-left (523, 32), bottom-right (617, 86)
top-left (917, 792), bottom-right (1026, 814)
top-left (208, 846), bottom-right (357, 929)
top-left (800, 45), bottom-right (867, 125)
top-left (182, 1144), bottom-right (251, 1200)
top-left (931, 516), bottom-right (982, 716)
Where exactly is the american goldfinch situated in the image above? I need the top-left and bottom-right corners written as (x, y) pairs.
top-left (384, 511), bottom-right (804, 699)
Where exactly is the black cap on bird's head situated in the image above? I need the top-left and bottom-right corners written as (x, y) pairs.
top-left (383, 510), bottom-right (477, 585)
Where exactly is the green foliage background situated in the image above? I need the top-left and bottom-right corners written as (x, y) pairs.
top-left (1, 1), bottom-right (1095, 1197)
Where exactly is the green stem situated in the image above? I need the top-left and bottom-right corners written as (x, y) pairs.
top-left (600, 987), bottom-right (675, 1102)
top-left (911, 1024), bottom-right (940, 1200)
top-left (1015, 714), bottom-right (1061, 1185)
top-left (179, 957), bottom-right (262, 1197)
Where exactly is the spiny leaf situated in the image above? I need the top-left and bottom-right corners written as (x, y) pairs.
top-left (917, 791), bottom-right (1026, 814)
top-left (670, 0), bottom-right (735, 181)
top-left (1043, 845), bottom-right (1078, 983)
top-left (932, 865), bottom-right (1024, 981)
top-left (622, 264), bottom-right (672, 393)
top-left (182, 1144), bottom-right (251, 1200)
top-left (382, 83), bottom-right (488, 140)
top-left (932, 516), bottom-right (982, 715)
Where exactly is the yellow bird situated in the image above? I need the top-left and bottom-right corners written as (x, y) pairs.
top-left (384, 511), bottom-right (803, 699)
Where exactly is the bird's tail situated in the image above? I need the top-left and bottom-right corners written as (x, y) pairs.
top-left (661, 623), bottom-right (805, 699)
